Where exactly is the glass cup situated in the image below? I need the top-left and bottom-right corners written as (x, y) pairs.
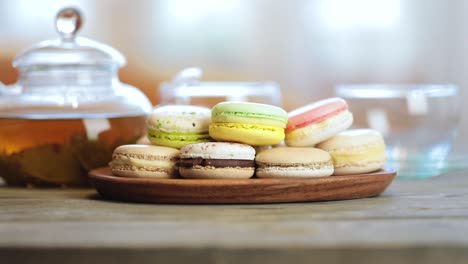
top-left (336, 84), bottom-right (461, 179)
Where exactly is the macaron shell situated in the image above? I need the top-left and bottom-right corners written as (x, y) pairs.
top-left (285, 110), bottom-right (353, 147)
top-left (332, 160), bottom-right (385, 175)
top-left (287, 97), bottom-right (348, 132)
top-left (330, 144), bottom-right (385, 165)
top-left (112, 144), bottom-right (180, 157)
top-left (136, 135), bottom-right (151, 145)
top-left (180, 142), bottom-right (255, 160)
top-left (209, 123), bottom-right (285, 146)
top-left (317, 129), bottom-right (385, 149)
top-left (317, 129), bottom-right (386, 175)
top-left (147, 105), bottom-right (211, 133)
top-left (109, 145), bottom-right (180, 178)
top-left (212, 102), bottom-right (288, 128)
top-left (111, 169), bottom-right (177, 179)
top-left (179, 167), bottom-right (255, 179)
top-left (255, 147), bottom-right (331, 164)
top-left (255, 147), bottom-right (334, 178)
top-left (256, 166), bottom-right (334, 178)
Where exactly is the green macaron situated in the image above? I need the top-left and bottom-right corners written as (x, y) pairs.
top-left (147, 105), bottom-right (212, 149)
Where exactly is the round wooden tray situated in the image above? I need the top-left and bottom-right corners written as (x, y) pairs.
top-left (88, 167), bottom-right (396, 204)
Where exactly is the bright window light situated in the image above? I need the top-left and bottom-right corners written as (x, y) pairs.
top-left (164, 0), bottom-right (241, 24)
top-left (9, 0), bottom-right (87, 21)
top-left (319, 0), bottom-right (401, 30)
top-left (4, 0), bottom-right (91, 37)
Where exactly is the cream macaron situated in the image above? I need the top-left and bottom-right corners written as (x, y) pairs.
top-left (255, 147), bottom-right (334, 178)
top-left (316, 129), bottom-right (386, 175)
top-left (109, 145), bottom-right (180, 178)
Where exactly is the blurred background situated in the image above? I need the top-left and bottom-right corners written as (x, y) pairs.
top-left (0, 0), bottom-right (467, 158)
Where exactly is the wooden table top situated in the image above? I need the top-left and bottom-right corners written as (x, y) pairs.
top-left (1, 172), bottom-right (468, 264)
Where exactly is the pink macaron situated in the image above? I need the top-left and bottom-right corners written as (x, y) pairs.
top-left (285, 98), bottom-right (353, 147)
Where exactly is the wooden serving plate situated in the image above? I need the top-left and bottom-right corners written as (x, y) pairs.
top-left (88, 167), bottom-right (396, 204)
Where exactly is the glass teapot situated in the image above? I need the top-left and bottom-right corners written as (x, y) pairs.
top-left (0, 7), bottom-right (152, 187)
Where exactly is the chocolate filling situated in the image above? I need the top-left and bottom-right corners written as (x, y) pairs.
top-left (178, 158), bottom-right (255, 168)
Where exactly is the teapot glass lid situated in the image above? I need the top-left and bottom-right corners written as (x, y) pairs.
top-left (12, 7), bottom-right (126, 69)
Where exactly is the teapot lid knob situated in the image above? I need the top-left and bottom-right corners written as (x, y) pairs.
top-left (55, 7), bottom-right (82, 41)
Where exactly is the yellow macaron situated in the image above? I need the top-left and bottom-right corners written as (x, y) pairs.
top-left (316, 129), bottom-right (386, 175)
top-left (209, 102), bottom-right (288, 146)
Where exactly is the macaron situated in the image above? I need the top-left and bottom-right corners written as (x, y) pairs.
top-left (255, 147), bottom-right (334, 178)
top-left (209, 102), bottom-right (288, 146)
top-left (316, 129), bottom-right (386, 175)
top-left (136, 135), bottom-right (151, 145)
top-left (147, 105), bottom-right (212, 149)
top-left (109, 144), bottom-right (180, 178)
top-left (179, 142), bottom-right (256, 179)
top-left (285, 98), bottom-right (353, 147)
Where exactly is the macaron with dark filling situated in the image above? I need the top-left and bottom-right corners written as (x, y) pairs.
top-left (178, 142), bottom-right (256, 179)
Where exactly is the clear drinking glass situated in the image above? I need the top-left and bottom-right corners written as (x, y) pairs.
top-left (336, 84), bottom-right (461, 179)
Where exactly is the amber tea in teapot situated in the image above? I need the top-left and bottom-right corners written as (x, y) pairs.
top-left (0, 7), bottom-right (152, 187)
top-left (0, 116), bottom-right (146, 186)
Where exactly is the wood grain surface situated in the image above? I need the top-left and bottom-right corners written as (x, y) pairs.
top-left (88, 167), bottom-right (396, 204)
top-left (1, 171), bottom-right (468, 264)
